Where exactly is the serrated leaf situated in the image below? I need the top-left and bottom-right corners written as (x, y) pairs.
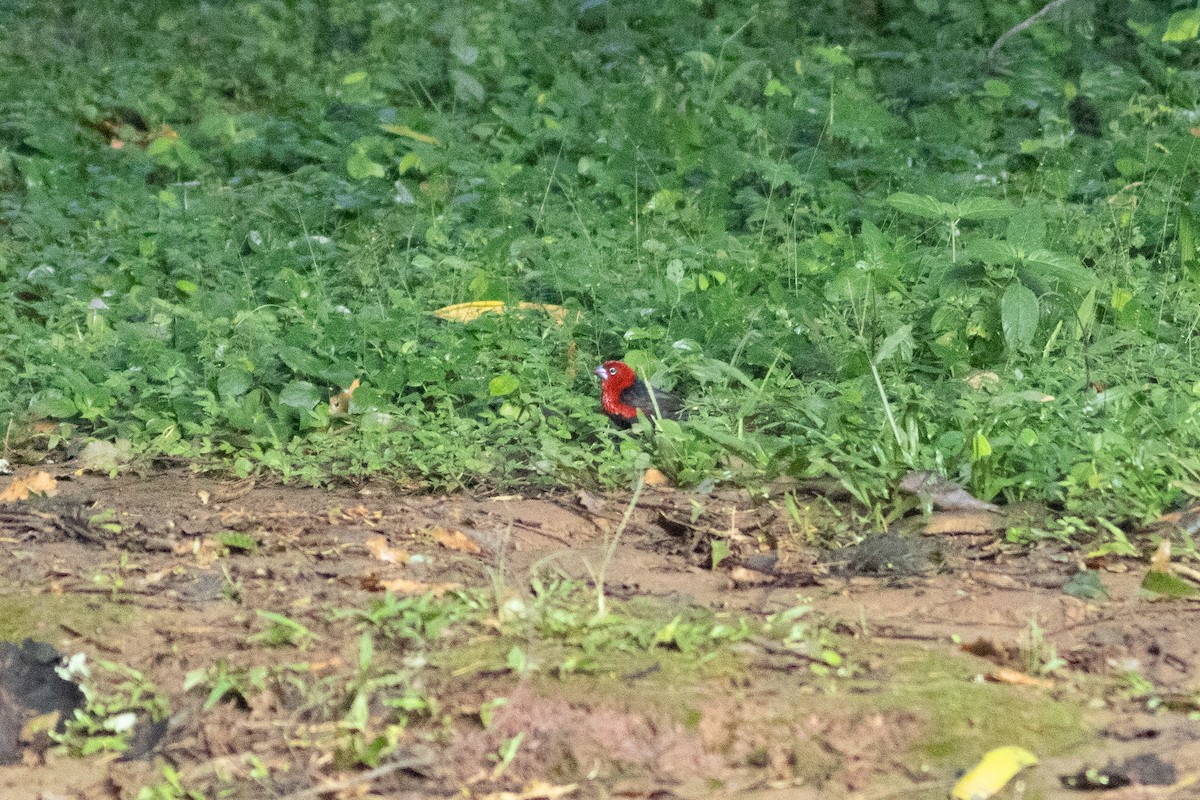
top-left (887, 192), bottom-right (950, 219)
top-left (1001, 282), bottom-right (1039, 349)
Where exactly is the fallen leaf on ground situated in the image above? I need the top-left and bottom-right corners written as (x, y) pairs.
top-left (729, 566), bottom-right (775, 586)
top-left (984, 668), bottom-right (1054, 689)
top-left (1141, 569), bottom-right (1199, 599)
top-left (372, 577), bottom-right (460, 596)
top-left (365, 535), bottom-right (409, 564)
top-left (431, 527), bottom-right (482, 554)
top-left (0, 472), bottom-right (58, 502)
top-left (952, 745), bottom-right (1038, 800)
top-left (477, 781), bottom-right (578, 800)
top-left (643, 468), bottom-right (669, 487)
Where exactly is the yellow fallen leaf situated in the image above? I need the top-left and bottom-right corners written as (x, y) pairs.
top-left (0, 471), bottom-right (58, 502)
top-left (365, 535), bottom-right (408, 564)
top-left (984, 668), bottom-right (1054, 689)
top-left (952, 745), bottom-right (1038, 800)
top-left (431, 527), bottom-right (482, 554)
top-left (433, 301), bottom-right (577, 326)
top-left (376, 578), bottom-right (460, 596)
top-left (477, 781), bottom-right (578, 800)
top-left (642, 468), bottom-right (669, 487)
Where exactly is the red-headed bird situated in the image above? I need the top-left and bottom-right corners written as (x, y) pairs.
top-left (595, 360), bottom-right (683, 428)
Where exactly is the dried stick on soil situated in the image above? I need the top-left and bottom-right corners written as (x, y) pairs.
top-left (279, 750), bottom-right (434, 800)
top-left (989, 0), bottom-right (1072, 62)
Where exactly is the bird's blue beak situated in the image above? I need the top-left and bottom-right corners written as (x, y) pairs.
top-left (594, 366), bottom-right (607, 379)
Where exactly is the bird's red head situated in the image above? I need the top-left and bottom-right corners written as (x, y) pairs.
top-left (595, 360), bottom-right (639, 421)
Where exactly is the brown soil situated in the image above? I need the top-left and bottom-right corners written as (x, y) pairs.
top-left (1, 468), bottom-right (1198, 799)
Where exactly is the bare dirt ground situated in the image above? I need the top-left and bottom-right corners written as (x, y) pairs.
top-left (1, 468), bottom-right (1198, 799)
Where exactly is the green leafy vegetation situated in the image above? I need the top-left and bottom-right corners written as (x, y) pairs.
top-left (2, 1), bottom-right (1200, 531)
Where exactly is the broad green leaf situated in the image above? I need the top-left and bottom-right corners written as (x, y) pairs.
top-left (217, 368), bottom-right (252, 400)
top-left (278, 381), bottom-right (321, 411)
top-left (1020, 250), bottom-right (1097, 290)
top-left (1001, 282), bottom-right (1039, 349)
top-left (887, 192), bottom-right (950, 219)
top-left (873, 324), bottom-right (913, 365)
top-left (278, 346), bottom-right (324, 376)
top-left (488, 374), bottom-right (519, 396)
top-left (955, 196), bottom-right (1015, 220)
top-left (1142, 569), bottom-right (1200, 599)
top-left (347, 150), bottom-right (385, 180)
top-left (666, 258), bottom-right (685, 286)
top-left (972, 431), bottom-right (992, 459)
top-left (1162, 9), bottom-right (1200, 42)
top-left (1005, 204), bottom-right (1046, 250)
top-left (967, 239), bottom-right (1019, 265)
top-left (711, 539), bottom-right (730, 569)
top-left (31, 392), bottom-right (77, 418)
top-left (982, 79), bottom-right (1011, 98)
top-left (763, 77), bottom-right (792, 97)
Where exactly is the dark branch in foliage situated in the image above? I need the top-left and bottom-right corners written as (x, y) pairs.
top-left (988, 0), bottom-right (1073, 64)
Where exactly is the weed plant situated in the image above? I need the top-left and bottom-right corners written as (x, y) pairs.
top-left (2, 1), bottom-right (1200, 533)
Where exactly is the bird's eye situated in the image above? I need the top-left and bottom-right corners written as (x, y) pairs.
top-left (608, 367), bottom-right (617, 375)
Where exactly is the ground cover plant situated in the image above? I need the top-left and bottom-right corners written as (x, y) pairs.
top-left (3, 0), bottom-right (1200, 531)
